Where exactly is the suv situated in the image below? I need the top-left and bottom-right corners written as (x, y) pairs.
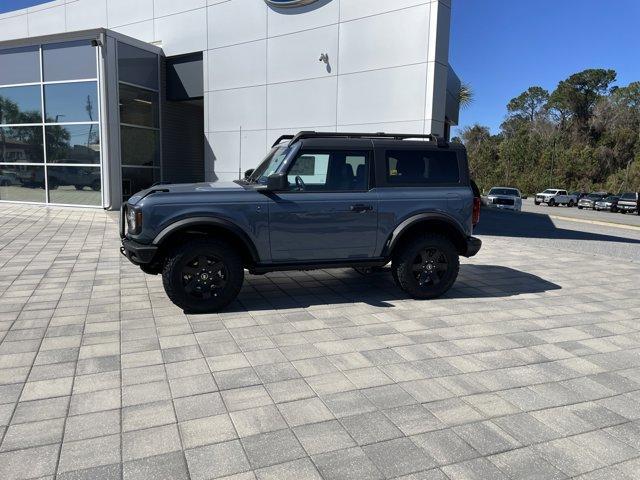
top-left (617, 192), bottom-right (639, 214)
top-left (534, 189), bottom-right (577, 207)
top-left (120, 132), bottom-right (482, 312)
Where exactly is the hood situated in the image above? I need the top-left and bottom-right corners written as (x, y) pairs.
top-left (127, 181), bottom-right (245, 206)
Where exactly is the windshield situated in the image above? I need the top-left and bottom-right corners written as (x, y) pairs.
top-left (542, 189), bottom-right (557, 194)
top-left (604, 196), bottom-right (618, 202)
top-left (489, 188), bottom-right (519, 196)
top-left (247, 146), bottom-right (290, 184)
top-left (587, 193), bottom-right (604, 199)
top-left (621, 193), bottom-right (637, 200)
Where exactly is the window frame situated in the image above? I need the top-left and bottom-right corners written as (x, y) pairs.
top-left (375, 145), bottom-right (463, 188)
top-left (283, 148), bottom-right (374, 193)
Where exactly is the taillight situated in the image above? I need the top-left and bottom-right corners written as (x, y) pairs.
top-left (472, 197), bottom-right (481, 226)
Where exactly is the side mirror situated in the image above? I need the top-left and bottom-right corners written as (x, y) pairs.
top-left (266, 172), bottom-right (288, 192)
top-left (244, 169), bottom-right (254, 180)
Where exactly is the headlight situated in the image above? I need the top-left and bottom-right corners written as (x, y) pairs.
top-left (126, 207), bottom-right (142, 235)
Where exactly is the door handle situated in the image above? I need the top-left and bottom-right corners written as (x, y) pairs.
top-left (350, 204), bottom-right (373, 213)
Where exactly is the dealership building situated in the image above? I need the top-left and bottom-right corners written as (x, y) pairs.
top-left (0, 0), bottom-right (459, 209)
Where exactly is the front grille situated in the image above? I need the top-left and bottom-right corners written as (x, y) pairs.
top-left (493, 198), bottom-right (515, 206)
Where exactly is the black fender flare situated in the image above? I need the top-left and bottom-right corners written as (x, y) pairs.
top-left (152, 217), bottom-right (260, 262)
top-left (383, 212), bottom-right (468, 256)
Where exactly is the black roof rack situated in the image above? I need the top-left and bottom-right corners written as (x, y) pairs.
top-left (275, 131), bottom-right (448, 148)
top-left (271, 135), bottom-right (295, 147)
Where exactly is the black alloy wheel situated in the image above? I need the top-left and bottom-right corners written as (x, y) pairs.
top-left (411, 248), bottom-right (449, 288)
top-left (392, 233), bottom-right (460, 299)
top-left (162, 239), bottom-right (244, 313)
top-left (180, 254), bottom-right (228, 300)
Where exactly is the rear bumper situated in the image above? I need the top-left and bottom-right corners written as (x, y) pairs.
top-left (463, 236), bottom-right (482, 258)
top-left (120, 238), bottom-right (158, 265)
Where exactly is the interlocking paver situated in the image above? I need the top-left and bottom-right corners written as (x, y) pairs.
top-left (2, 203), bottom-right (640, 479)
top-left (178, 413), bottom-right (237, 448)
top-left (241, 429), bottom-right (306, 469)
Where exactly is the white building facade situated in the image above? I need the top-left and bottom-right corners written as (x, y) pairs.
top-left (0, 0), bottom-right (459, 209)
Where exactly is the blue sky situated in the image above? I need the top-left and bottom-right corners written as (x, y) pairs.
top-left (0, 0), bottom-right (48, 13)
top-left (451, 0), bottom-right (640, 135)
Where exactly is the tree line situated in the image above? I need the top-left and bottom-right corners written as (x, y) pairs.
top-left (456, 69), bottom-right (640, 195)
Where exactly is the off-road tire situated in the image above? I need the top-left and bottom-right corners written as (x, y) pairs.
top-left (392, 233), bottom-right (460, 299)
top-left (162, 238), bottom-right (244, 313)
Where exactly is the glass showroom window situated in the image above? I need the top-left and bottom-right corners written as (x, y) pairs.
top-left (118, 42), bottom-right (160, 199)
top-left (0, 40), bottom-right (102, 206)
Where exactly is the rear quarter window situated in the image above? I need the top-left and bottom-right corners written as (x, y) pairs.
top-left (386, 150), bottom-right (459, 185)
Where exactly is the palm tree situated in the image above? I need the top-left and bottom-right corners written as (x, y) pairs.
top-left (459, 82), bottom-right (474, 110)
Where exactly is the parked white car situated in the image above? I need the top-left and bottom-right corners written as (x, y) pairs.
top-left (486, 187), bottom-right (522, 211)
top-left (534, 189), bottom-right (577, 207)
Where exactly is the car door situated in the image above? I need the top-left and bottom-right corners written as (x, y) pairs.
top-left (268, 148), bottom-right (378, 262)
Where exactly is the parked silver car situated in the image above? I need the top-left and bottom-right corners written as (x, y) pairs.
top-left (594, 195), bottom-right (619, 212)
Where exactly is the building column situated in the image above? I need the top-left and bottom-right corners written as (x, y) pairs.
top-left (424, 0), bottom-right (451, 137)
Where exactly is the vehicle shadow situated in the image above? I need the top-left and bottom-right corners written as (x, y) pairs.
top-left (216, 264), bottom-right (562, 312)
top-left (476, 208), bottom-right (640, 244)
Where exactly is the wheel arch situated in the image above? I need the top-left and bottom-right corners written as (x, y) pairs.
top-left (384, 213), bottom-right (468, 257)
top-left (153, 217), bottom-right (259, 266)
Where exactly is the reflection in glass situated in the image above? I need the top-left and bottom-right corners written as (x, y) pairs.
top-left (0, 126), bottom-right (44, 162)
top-left (118, 43), bottom-right (158, 90)
top-left (122, 166), bottom-right (159, 198)
top-left (44, 82), bottom-right (98, 123)
top-left (120, 126), bottom-right (159, 167)
top-left (47, 166), bottom-right (101, 206)
top-left (0, 85), bottom-right (42, 125)
top-left (43, 41), bottom-right (96, 82)
top-left (119, 84), bottom-right (159, 128)
top-left (0, 46), bottom-right (40, 86)
top-left (45, 125), bottom-right (100, 164)
top-left (0, 165), bottom-right (46, 202)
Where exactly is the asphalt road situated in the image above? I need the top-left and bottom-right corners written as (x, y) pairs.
top-left (521, 198), bottom-right (640, 227)
top-left (475, 204), bottom-right (640, 263)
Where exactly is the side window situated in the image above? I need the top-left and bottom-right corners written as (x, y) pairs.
top-left (386, 150), bottom-right (459, 185)
top-left (287, 150), bottom-right (370, 191)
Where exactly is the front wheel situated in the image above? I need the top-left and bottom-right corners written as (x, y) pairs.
top-left (392, 234), bottom-right (460, 299)
top-left (548, 199), bottom-right (555, 207)
top-left (162, 239), bottom-right (244, 313)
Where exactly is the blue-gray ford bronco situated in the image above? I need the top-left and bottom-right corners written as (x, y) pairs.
top-left (120, 132), bottom-right (482, 312)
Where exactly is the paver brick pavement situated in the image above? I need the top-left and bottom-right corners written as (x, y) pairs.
top-left (0, 203), bottom-right (639, 479)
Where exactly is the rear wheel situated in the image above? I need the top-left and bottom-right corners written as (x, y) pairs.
top-left (162, 239), bottom-right (244, 313)
top-left (534, 201), bottom-right (540, 206)
top-left (392, 234), bottom-right (459, 299)
top-left (568, 200), bottom-right (575, 207)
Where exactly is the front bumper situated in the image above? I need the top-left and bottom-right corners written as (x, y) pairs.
top-left (463, 236), bottom-right (482, 258)
top-left (578, 201), bottom-right (594, 208)
top-left (618, 204), bottom-right (637, 212)
top-left (120, 238), bottom-right (158, 265)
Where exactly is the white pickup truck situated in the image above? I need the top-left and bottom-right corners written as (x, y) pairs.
top-left (534, 189), bottom-right (577, 207)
